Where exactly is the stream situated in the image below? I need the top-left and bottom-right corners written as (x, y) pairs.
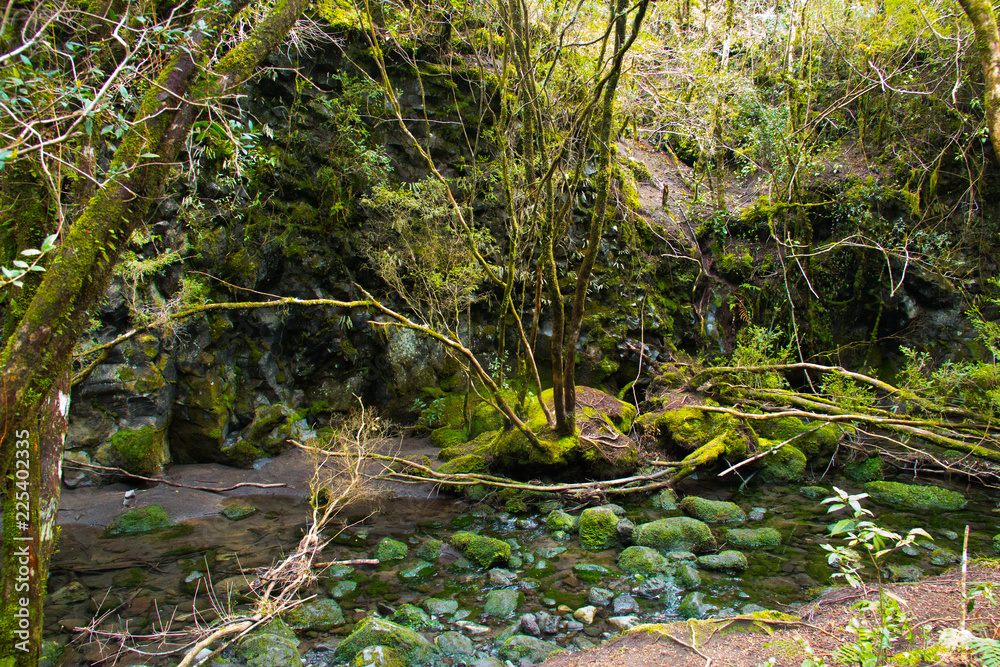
top-left (44, 453), bottom-right (1000, 667)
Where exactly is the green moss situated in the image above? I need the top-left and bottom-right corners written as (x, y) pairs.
top-left (450, 531), bottom-right (511, 567)
top-left (375, 537), bottom-right (408, 562)
top-left (632, 517), bottom-right (717, 554)
top-left (618, 546), bottom-right (668, 575)
top-left (578, 506), bottom-right (619, 550)
top-left (638, 406), bottom-right (744, 453)
top-left (680, 496), bottom-right (746, 524)
top-left (546, 510), bottom-right (578, 533)
top-left (430, 426), bottom-right (467, 449)
top-left (723, 527), bottom-right (782, 549)
top-left (864, 481), bottom-right (967, 511)
top-left (117, 366), bottom-right (136, 382)
top-left (754, 440), bottom-right (807, 482)
top-left (754, 417), bottom-right (842, 458)
top-left (106, 505), bottom-right (174, 536)
top-left (219, 439), bottom-right (263, 468)
top-left (843, 456), bottom-right (884, 482)
top-left (110, 426), bottom-right (166, 477)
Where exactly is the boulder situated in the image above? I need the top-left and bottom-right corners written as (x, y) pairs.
top-left (723, 527), bottom-right (782, 549)
top-left (632, 517), bottom-right (717, 554)
top-left (234, 620), bottom-right (301, 667)
top-left (334, 617), bottom-right (437, 664)
top-left (618, 546), bottom-right (668, 576)
top-left (435, 632), bottom-right (474, 656)
top-left (484, 589), bottom-right (522, 618)
top-left (450, 532), bottom-right (511, 568)
top-left (283, 598), bottom-right (344, 631)
top-left (678, 592), bottom-right (718, 619)
top-left (579, 506), bottom-right (619, 549)
top-left (697, 550), bottom-right (748, 571)
top-left (680, 496), bottom-right (746, 524)
top-left (864, 481), bottom-right (967, 511)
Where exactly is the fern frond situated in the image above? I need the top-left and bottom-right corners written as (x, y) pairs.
top-left (968, 637), bottom-right (1000, 667)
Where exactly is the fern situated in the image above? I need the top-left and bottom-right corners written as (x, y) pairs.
top-left (968, 637), bottom-right (1000, 667)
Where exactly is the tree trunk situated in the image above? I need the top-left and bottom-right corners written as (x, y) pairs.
top-left (958, 0), bottom-right (1000, 162)
top-left (0, 0), bottom-right (310, 661)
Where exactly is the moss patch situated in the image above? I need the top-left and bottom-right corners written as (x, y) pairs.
top-left (109, 426), bottom-right (167, 477)
top-left (450, 531), bottom-right (511, 567)
top-left (106, 505), bottom-right (174, 536)
top-left (864, 481), bottom-right (967, 511)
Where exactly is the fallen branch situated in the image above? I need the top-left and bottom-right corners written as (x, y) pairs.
top-left (64, 461), bottom-right (288, 492)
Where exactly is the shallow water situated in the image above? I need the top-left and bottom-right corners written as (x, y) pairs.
top-left (45, 473), bottom-right (1000, 666)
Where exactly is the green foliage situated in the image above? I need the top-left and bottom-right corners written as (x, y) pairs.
top-left (731, 326), bottom-right (789, 389)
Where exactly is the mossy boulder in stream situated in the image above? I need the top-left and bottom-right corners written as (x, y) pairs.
top-left (723, 527), bottom-right (782, 549)
top-left (680, 496), bottom-right (746, 524)
top-left (283, 598), bottom-right (344, 631)
top-left (450, 531), bottom-right (510, 567)
top-left (633, 517), bottom-right (717, 554)
top-left (698, 550), bottom-right (748, 571)
top-left (106, 505), bottom-right (174, 536)
top-left (235, 619), bottom-right (301, 667)
top-left (618, 546), bottom-right (669, 576)
top-left (579, 506), bottom-right (620, 549)
top-left (864, 481), bottom-right (967, 511)
top-left (334, 616), bottom-right (438, 664)
top-left (546, 510), bottom-right (578, 533)
top-left (484, 588), bottom-right (523, 617)
top-left (376, 538), bottom-right (408, 562)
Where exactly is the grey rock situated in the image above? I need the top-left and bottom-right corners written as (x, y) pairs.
top-left (520, 614), bottom-right (541, 637)
top-left (435, 631), bottom-right (475, 656)
top-left (612, 593), bottom-right (639, 615)
top-left (587, 587), bottom-right (615, 606)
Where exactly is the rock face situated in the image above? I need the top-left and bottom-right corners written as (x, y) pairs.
top-left (632, 517), bottom-right (717, 554)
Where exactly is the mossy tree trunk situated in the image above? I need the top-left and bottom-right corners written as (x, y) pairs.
top-left (0, 0), bottom-right (310, 662)
top-left (958, 0), bottom-right (1000, 162)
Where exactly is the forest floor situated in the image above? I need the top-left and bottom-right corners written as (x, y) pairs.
top-left (540, 564), bottom-right (1000, 667)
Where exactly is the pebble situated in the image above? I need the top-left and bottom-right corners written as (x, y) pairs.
top-left (573, 606), bottom-right (597, 624)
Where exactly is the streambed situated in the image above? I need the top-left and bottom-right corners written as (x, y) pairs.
top-left (44, 461), bottom-right (1000, 667)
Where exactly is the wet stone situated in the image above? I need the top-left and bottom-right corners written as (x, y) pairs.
top-left (588, 587), bottom-right (615, 606)
top-left (612, 593), bottom-right (639, 615)
top-left (328, 580), bottom-right (357, 599)
top-left (48, 582), bottom-right (90, 605)
top-left (484, 589), bottom-right (521, 617)
top-left (536, 611), bottom-right (559, 634)
top-left (634, 575), bottom-right (673, 599)
top-left (435, 631), bottom-right (474, 656)
top-left (520, 613), bottom-right (541, 637)
top-left (489, 568), bottom-right (517, 586)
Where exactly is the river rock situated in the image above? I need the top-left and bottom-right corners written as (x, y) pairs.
top-left (489, 568), bottom-right (517, 586)
top-left (799, 486), bottom-right (828, 500)
top-left (698, 550), bottom-right (748, 571)
top-left (573, 605), bottom-right (597, 624)
top-left (106, 505), bottom-right (174, 536)
top-left (422, 598), bottom-right (459, 616)
top-left (616, 518), bottom-right (635, 542)
top-left (546, 509), bottom-right (578, 533)
top-left (520, 613), bottom-right (542, 637)
top-left (353, 645), bottom-right (404, 667)
top-left (633, 517), bottom-right (717, 554)
top-left (435, 631), bottom-right (475, 656)
top-left (498, 635), bottom-right (561, 663)
top-left (680, 496), bottom-right (746, 524)
top-left (588, 587), bottom-right (615, 606)
top-left (651, 488), bottom-right (679, 511)
top-left (724, 527), bottom-right (782, 549)
top-left (48, 582), bottom-right (90, 605)
top-left (536, 611), bottom-right (559, 634)
top-left (391, 603), bottom-right (439, 630)
top-left (612, 593), bottom-right (639, 614)
top-left (676, 563), bottom-right (702, 589)
top-left (328, 580), bottom-right (357, 599)
top-left (678, 592), bottom-right (718, 619)
top-left (864, 481), bottom-right (967, 511)
top-left (416, 538), bottom-right (444, 560)
top-left (608, 615), bottom-right (640, 631)
top-left (484, 589), bottom-right (522, 617)
top-left (235, 619), bottom-right (301, 667)
top-left (579, 506), bottom-right (620, 549)
top-left (334, 616), bottom-right (438, 663)
top-left (633, 575), bottom-right (673, 599)
top-left (451, 532), bottom-right (511, 567)
top-left (283, 598), bottom-right (344, 631)
top-left (375, 538), bottom-right (408, 562)
top-left (398, 560), bottom-right (436, 582)
top-left (618, 545), bottom-right (668, 575)
top-left (470, 658), bottom-right (504, 667)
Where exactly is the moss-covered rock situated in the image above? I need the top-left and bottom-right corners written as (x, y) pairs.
top-left (546, 510), bottom-right (578, 533)
top-left (283, 598), bottom-right (344, 631)
top-left (430, 426), bottom-right (467, 449)
top-left (484, 588), bottom-right (522, 617)
top-left (638, 406), bottom-right (745, 455)
top-left (106, 505), bottom-right (174, 536)
top-left (754, 440), bottom-right (807, 482)
top-left (334, 617), bottom-right (438, 664)
top-left (844, 456), bottom-right (885, 482)
top-left (450, 531), bottom-right (510, 567)
top-left (723, 527), bottom-right (782, 549)
top-left (416, 538), bottom-right (444, 561)
top-left (754, 417), bottom-right (842, 458)
top-left (498, 635), bottom-right (561, 663)
top-left (352, 646), bottom-right (405, 667)
top-left (221, 502), bottom-right (257, 521)
top-left (618, 546), bottom-right (669, 576)
top-left (651, 488), bottom-right (679, 511)
top-left (632, 517), bottom-right (717, 554)
top-left (680, 496), bottom-right (746, 524)
top-left (579, 506), bottom-right (619, 550)
top-left (698, 550), bottom-right (748, 571)
top-left (104, 426), bottom-right (169, 477)
top-left (864, 481), bottom-right (967, 511)
top-left (234, 619), bottom-right (302, 667)
top-left (376, 538), bottom-right (408, 562)
top-left (798, 486), bottom-right (829, 500)
top-left (391, 603), bottom-right (437, 629)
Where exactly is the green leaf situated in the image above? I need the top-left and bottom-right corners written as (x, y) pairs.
top-left (19, 249), bottom-right (41, 256)
top-left (41, 233), bottom-right (58, 251)
top-left (140, 153), bottom-right (160, 158)
top-left (11, 260), bottom-right (28, 269)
